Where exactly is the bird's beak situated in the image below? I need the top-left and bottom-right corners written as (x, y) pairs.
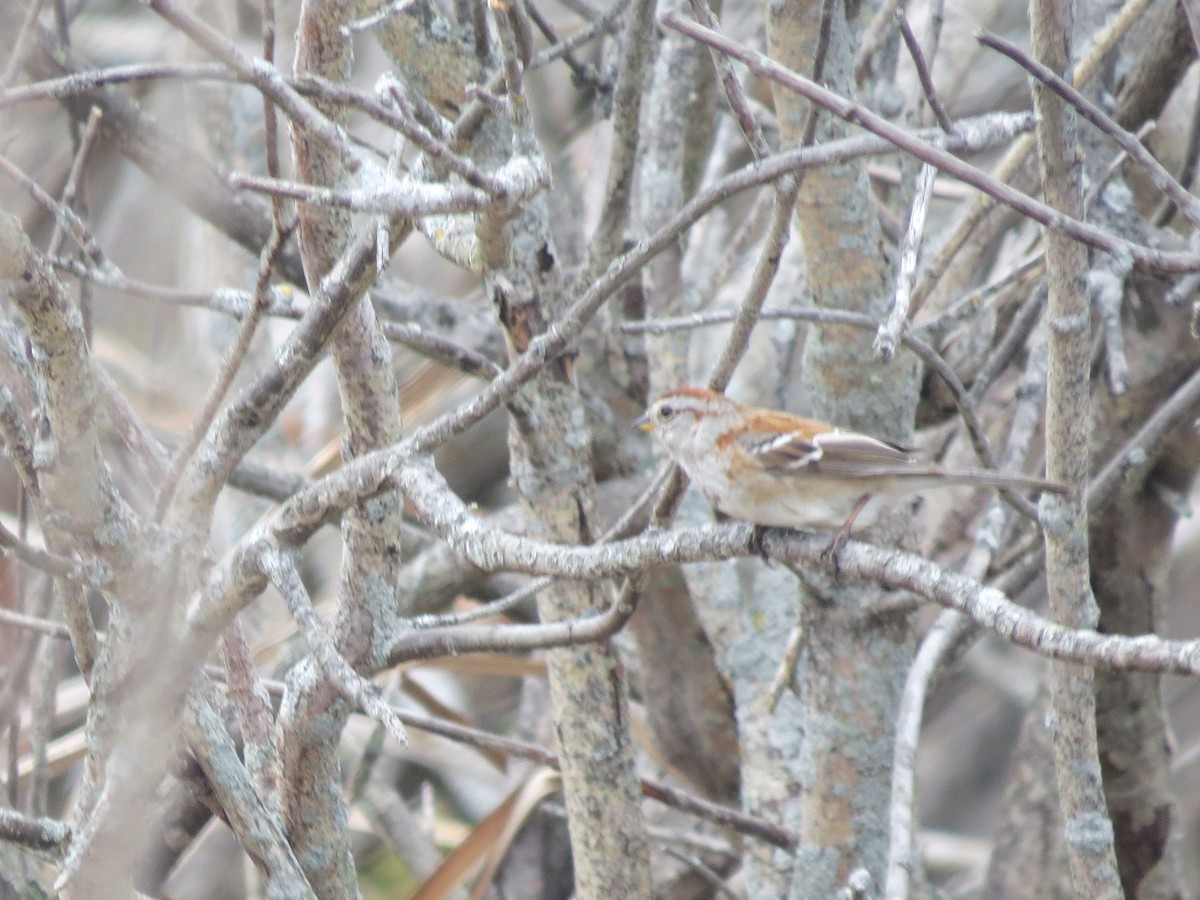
top-left (634, 412), bottom-right (653, 433)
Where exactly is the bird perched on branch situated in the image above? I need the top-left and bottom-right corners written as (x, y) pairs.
top-left (637, 387), bottom-right (1068, 555)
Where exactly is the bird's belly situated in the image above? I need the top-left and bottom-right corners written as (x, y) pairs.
top-left (711, 481), bottom-right (882, 530)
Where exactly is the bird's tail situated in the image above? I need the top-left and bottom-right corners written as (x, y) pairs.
top-left (937, 468), bottom-right (1069, 494)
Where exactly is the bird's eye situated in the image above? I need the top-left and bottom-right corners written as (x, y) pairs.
top-left (658, 405), bottom-right (674, 421)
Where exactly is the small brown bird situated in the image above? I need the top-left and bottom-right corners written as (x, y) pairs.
top-left (637, 387), bottom-right (1068, 541)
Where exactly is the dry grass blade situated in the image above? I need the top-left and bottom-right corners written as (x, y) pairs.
top-left (410, 767), bottom-right (563, 900)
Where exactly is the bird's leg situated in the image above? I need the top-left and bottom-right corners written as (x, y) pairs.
top-left (748, 524), bottom-right (772, 564)
top-left (820, 493), bottom-right (872, 576)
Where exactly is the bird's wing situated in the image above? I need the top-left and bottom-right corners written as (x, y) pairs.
top-left (737, 426), bottom-right (929, 480)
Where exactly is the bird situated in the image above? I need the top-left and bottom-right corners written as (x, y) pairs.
top-left (637, 387), bottom-right (1068, 554)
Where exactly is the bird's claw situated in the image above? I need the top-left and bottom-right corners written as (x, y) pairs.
top-left (820, 529), bottom-right (850, 579)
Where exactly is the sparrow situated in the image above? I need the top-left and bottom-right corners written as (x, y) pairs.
top-left (637, 387), bottom-right (1067, 552)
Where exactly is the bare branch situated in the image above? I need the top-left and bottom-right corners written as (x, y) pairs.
top-left (0, 807), bottom-right (70, 860)
top-left (979, 29), bottom-right (1200, 228)
top-left (1032, 0), bottom-right (1122, 890)
top-left (659, 12), bottom-right (1200, 275)
top-left (898, 15), bottom-right (954, 134)
top-left (875, 162), bottom-right (936, 361)
top-left (261, 551), bottom-right (407, 748)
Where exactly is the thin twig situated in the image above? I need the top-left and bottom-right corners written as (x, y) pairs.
top-left (884, 609), bottom-right (968, 900)
top-left (582, 0), bottom-right (657, 278)
top-left (0, 0), bottom-right (52, 87)
top-left (146, 0), bottom-right (370, 177)
top-left (898, 15), bottom-right (954, 134)
top-left (765, 620), bottom-right (804, 711)
top-left (366, 74), bottom-right (509, 194)
top-left (917, 251), bottom-right (1043, 348)
top-left (908, 0), bottom-right (1160, 311)
top-left (0, 608), bottom-right (70, 640)
top-left (46, 106), bottom-right (105, 260)
top-left (0, 154), bottom-right (109, 270)
top-left (228, 171), bottom-right (494, 216)
top-left (978, 29), bottom-right (1200, 228)
top-left (1087, 363), bottom-right (1200, 513)
top-left (524, 0), bottom-right (602, 88)
top-left (58, 259), bottom-right (502, 382)
top-left (408, 577), bottom-right (549, 629)
top-left (0, 63), bottom-right (237, 107)
top-left (658, 12), bottom-right (1200, 275)
top-left (379, 322), bottom-right (503, 381)
top-left (707, 182), bottom-right (799, 390)
top-left (1089, 265), bottom-right (1132, 396)
top-left (876, 162), bottom-right (936, 360)
top-left (803, 0), bottom-right (839, 146)
top-left (966, 286), bottom-right (1047, 404)
top-left (0, 523), bottom-right (100, 584)
top-left (854, 0), bottom-right (907, 82)
top-left (1085, 120), bottom-right (1157, 214)
top-left (385, 568), bottom-right (640, 661)
top-left (490, 0), bottom-right (534, 137)
top-left (687, 0), bottom-right (770, 158)
top-left (921, 0), bottom-right (947, 84)
top-left (260, 551), bottom-right (408, 747)
top-left (688, 0), bottom-right (808, 388)
top-left (640, 778), bottom-right (795, 850)
top-left (528, 0), bottom-right (634, 72)
top-left (261, 0), bottom-right (284, 225)
top-left (1155, 91), bottom-right (1200, 226)
top-left (696, 0), bottom-right (823, 392)
top-left (155, 221), bottom-right (296, 521)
